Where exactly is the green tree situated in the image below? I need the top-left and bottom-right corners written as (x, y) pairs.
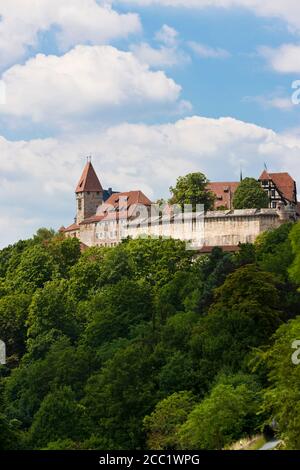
top-left (29, 386), bottom-right (91, 448)
top-left (260, 316), bottom-right (300, 449)
top-left (179, 378), bottom-right (260, 450)
top-left (0, 239), bottom-right (31, 280)
top-left (169, 173), bottom-right (215, 211)
top-left (9, 245), bottom-right (59, 292)
top-left (288, 222), bottom-right (300, 288)
top-left (0, 413), bottom-right (22, 450)
top-left (256, 222), bottom-right (294, 279)
top-left (83, 279), bottom-right (153, 348)
top-left (47, 236), bottom-right (81, 277)
top-left (4, 337), bottom-right (92, 426)
top-left (0, 293), bottom-right (31, 360)
top-left (33, 228), bottom-right (56, 244)
top-left (123, 238), bottom-right (192, 288)
top-left (68, 247), bottom-right (106, 302)
top-left (26, 280), bottom-right (78, 356)
top-left (190, 265), bottom-right (283, 385)
top-left (144, 391), bottom-right (196, 450)
top-left (233, 177), bottom-right (269, 209)
top-left (84, 342), bottom-right (159, 449)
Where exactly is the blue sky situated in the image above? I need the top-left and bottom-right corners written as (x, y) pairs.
top-left (1, 0), bottom-right (300, 246)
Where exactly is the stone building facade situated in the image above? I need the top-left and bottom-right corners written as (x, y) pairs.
top-left (62, 162), bottom-right (298, 251)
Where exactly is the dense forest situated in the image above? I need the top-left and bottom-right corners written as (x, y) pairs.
top-left (1, 223), bottom-right (300, 450)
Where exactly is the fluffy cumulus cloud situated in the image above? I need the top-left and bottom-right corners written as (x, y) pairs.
top-left (0, 45), bottom-right (183, 126)
top-left (1, 115), bottom-right (300, 246)
top-left (0, 0), bottom-right (141, 68)
top-left (115, 0), bottom-right (300, 34)
top-left (260, 44), bottom-right (300, 74)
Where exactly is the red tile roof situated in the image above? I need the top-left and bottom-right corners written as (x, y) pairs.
top-left (80, 190), bottom-right (152, 225)
top-left (103, 190), bottom-right (152, 208)
top-left (207, 182), bottom-right (240, 209)
top-left (76, 162), bottom-right (103, 193)
top-left (63, 223), bottom-right (80, 232)
top-left (259, 171), bottom-right (297, 203)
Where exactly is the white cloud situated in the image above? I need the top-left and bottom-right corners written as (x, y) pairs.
top-left (188, 41), bottom-right (230, 59)
top-left (260, 44), bottom-right (300, 74)
top-left (155, 25), bottom-right (179, 47)
top-left (116, 0), bottom-right (300, 34)
top-left (130, 42), bottom-right (189, 67)
top-left (0, 0), bottom-right (141, 68)
top-left (130, 24), bottom-right (189, 68)
top-left (2, 114), bottom-right (300, 246)
top-left (0, 45), bottom-right (182, 125)
top-left (244, 91), bottom-right (295, 110)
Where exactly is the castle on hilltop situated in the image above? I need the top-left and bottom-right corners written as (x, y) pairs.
top-left (61, 161), bottom-right (299, 252)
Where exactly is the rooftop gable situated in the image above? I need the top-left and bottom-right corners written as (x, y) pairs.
top-left (76, 162), bottom-right (103, 193)
top-left (259, 171), bottom-right (296, 203)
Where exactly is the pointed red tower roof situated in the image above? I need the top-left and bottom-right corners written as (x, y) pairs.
top-left (76, 161), bottom-right (103, 193)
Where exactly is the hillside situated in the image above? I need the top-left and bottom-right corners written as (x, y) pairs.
top-left (1, 224), bottom-right (300, 450)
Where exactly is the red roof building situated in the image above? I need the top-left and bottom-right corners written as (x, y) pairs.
top-left (207, 182), bottom-right (240, 209)
top-left (258, 170), bottom-right (297, 209)
top-left (80, 190), bottom-right (152, 225)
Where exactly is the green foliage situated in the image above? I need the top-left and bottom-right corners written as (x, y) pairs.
top-left (0, 413), bottom-right (23, 450)
top-left (9, 245), bottom-right (59, 292)
top-left (259, 316), bottom-right (300, 449)
top-left (83, 279), bottom-right (153, 348)
top-left (144, 391), bottom-right (196, 450)
top-left (27, 279), bottom-right (78, 348)
top-left (122, 238), bottom-right (192, 288)
top-left (179, 376), bottom-right (261, 450)
top-left (84, 342), bottom-right (159, 449)
top-left (169, 172), bottom-right (215, 211)
top-left (190, 265), bottom-right (283, 385)
top-left (29, 386), bottom-right (91, 448)
top-left (68, 247), bottom-right (106, 301)
top-left (1, 224), bottom-right (300, 450)
top-left (4, 337), bottom-right (92, 426)
top-left (289, 222), bottom-right (300, 288)
top-left (0, 293), bottom-right (31, 360)
top-left (233, 177), bottom-right (269, 209)
top-left (256, 222), bottom-right (294, 279)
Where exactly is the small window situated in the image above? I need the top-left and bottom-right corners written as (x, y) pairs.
top-left (78, 199), bottom-right (82, 211)
top-left (271, 201), bottom-right (277, 209)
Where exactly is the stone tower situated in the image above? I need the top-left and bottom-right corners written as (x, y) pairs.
top-left (76, 159), bottom-right (103, 224)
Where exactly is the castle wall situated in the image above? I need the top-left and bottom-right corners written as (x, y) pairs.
top-left (78, 223), bottom-right (96, 246)
top-left (202, 210), bottom-right (281, 246)
top-left (72, 209), bottom-right (287, 249)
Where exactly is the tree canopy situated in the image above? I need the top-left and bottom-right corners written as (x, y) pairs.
top-left (0, 222), bottom-right (300, 450)
top-left (169, 172), bottom-right (215, 211)
top-left (233, 177), bottom-right (269, 209)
